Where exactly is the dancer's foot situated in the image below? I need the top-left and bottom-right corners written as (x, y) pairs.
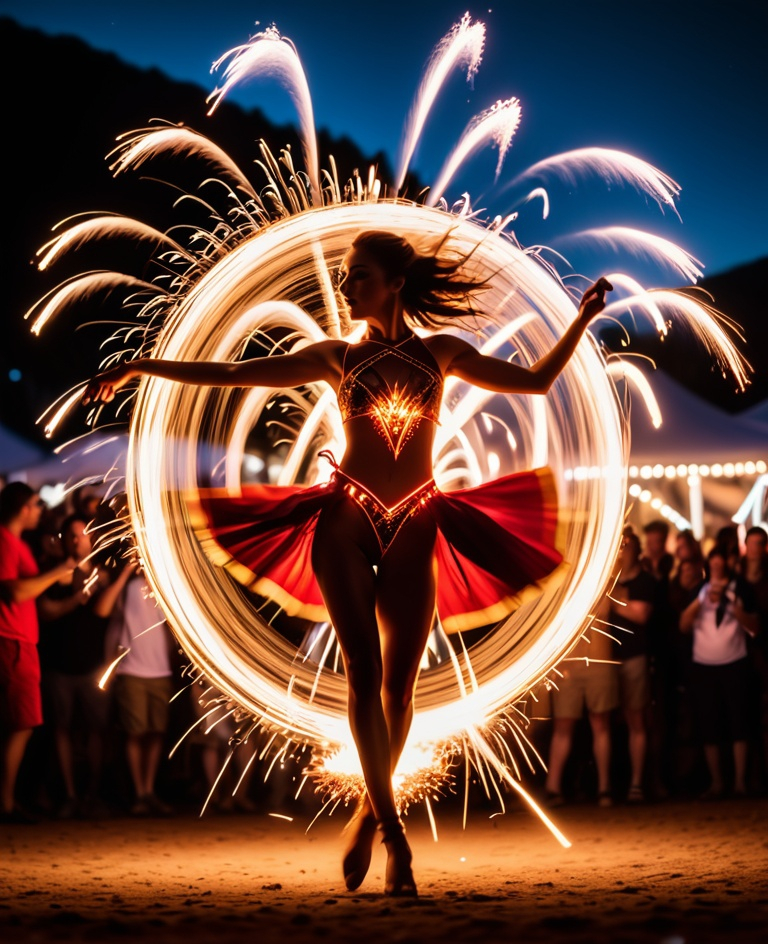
top-left (342, 800), bottom-right (378, 891)
top-left (626, 784), bottom-right (644, 804)
top-left (378, 817), bottom-right (417, 897)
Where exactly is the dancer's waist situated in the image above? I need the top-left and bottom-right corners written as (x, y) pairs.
top-left (319, 450), bottom-right (437, 513)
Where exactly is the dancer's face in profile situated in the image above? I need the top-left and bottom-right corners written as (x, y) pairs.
top-left (337, 247), bottom-right (404, 329)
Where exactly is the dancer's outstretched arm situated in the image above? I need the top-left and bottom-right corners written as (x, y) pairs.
top-left (437, 277), bottom-right (612, 395)
top-left (83, 339), bottom-right (345, 404)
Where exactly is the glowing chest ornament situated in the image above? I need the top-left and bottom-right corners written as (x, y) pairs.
top-left (338, 340), bottom-right (443, 458)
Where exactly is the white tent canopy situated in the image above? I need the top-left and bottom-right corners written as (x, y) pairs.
top-left (625, 370), bottom-right (768, 536)
top-left (0, 424), bottom-right (48, 479)
top-left (628, 370), bottom-right (768, 467)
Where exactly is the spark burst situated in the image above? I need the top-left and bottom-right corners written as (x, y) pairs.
top-left (27, 16), bottom-right (748, 838)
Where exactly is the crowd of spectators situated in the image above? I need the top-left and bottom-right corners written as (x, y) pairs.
top-left (0, 483), bottom-right (283, 824)
top-left (2, 478), bottom-right (767, 824)
top-left (542, 519), bottom-right (768, 807)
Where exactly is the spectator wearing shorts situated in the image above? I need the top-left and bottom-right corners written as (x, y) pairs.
top-left (680, 546), bottom-right (759, 798)
top-left (103, 563), bottom-right (175, 815)
top-left (607, 530), bottom-right (655, 802)
top-left (545, 594), bottom-right (618, 807)
top-left (0, 482), bottom-right (76, 823)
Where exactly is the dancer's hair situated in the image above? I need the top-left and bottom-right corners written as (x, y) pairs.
top-left (351, 230), bottom-right (489, 330)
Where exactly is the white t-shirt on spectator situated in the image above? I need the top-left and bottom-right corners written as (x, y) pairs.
top-left (108, 576), bottom-right (172, 678)
top-left (692, 580), bottom-right (750, 666)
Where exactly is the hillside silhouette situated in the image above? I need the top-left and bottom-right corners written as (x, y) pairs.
top-left (1, 16), bottom-right (764, 451)
top-left (0, 17), bottom-right (397, 446)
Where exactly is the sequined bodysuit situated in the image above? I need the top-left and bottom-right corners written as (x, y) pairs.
top-left (338, 335), bottom-right (442, 459)
top-left (333, 335), bottom-right (443, 552)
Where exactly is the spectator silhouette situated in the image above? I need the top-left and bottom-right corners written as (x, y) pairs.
top-left (37, 515), bottom-right (111, 817)
top-left (606, 529), bottom-right (655, 802)
top-left (680, 546), bottom-right (759, 798)
top-left (0, 483), bottom-right (76, 823)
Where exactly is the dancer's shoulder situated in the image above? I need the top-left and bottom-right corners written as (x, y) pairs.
top-left (421, 333), bottom-right (477, 372)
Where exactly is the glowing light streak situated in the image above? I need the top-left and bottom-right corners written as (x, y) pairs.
top-left (522, 187), bottom-right (550, 219)
top-left (606, 362), bottom-right (662, 428)
top-left (207, 26), bottom-right (320, 200)
top-left (424, 797), bottom-right (439, 841)
top-left (233, 747), bottom-right (260, 796)
top-left (427, 98), bottom-right (522, 206)
top-left (169, 702), bottom-right (224, 759)
top-left (601, 273), bottom-right (667, 336)
top-left (505, 147), bottom-right (681, 215)
top-left (201, 749), bottom-right (234, 815)
top-left (25, 272), bottom-right (162, 336)
top-left (305, 627), bottom-right (337, 705)
top-left (560, 226), bottom-right (704, 283)
top-left (109, 125), bottom-right (258, 199)
top-left (81, 567), bottom-right (100, 597)
top-left (311, 240), bottom-right (343, 338)
top-left (38, 384), bottom-right (89, 439)
top-left (36, 215), bottom-right (193, 271)
top-left (397, 13), bottom-right (485, 191)
top-left (637, 290), bottom-right (749, 390)
top-left (98, 648), bottom-right (130, 690)
top-left (434, 427), bottom-right (483, 486)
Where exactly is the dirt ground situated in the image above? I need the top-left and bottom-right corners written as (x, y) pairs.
top-left (1, 797), bottom-right (767, 944)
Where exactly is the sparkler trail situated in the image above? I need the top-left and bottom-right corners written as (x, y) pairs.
top-left (503, 147), bottom-right (682, 217)
top-left (207, 26), bottom-right (320, 200)
top-left (427, 98), bottom-right (522, 206)
top-left (397, 12), bottom-right (485, 193)
top-left (29, 15), bottom-right (749, 829)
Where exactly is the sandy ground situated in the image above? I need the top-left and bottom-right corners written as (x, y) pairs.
top-left (1, 798), bottom-right (767, 944)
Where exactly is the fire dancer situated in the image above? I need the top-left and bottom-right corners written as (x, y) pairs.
top-left (84, 231), bottom-right (610, 895)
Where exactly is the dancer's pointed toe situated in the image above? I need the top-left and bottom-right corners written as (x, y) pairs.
top-left (342, 802), bottom-right (378, 891)
top-left (379, 816), bottom-right (418, 897)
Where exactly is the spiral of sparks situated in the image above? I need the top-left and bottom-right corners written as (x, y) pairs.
top-left (28, 15), bottom-right (749, 830)
top-left (128, 199), bottom-right (625, 751)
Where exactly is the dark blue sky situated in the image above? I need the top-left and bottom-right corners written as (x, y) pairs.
top-left (4, 0), bottom-right (766, 280)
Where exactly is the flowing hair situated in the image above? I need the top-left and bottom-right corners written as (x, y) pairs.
top-left (350, 230), bottom-right (490, 331)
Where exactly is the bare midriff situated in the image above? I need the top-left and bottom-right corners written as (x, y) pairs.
top-left (338, 418), bottom-right (437, 508)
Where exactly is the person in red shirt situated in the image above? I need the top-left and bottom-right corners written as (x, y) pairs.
top-left (0, 482), bottom-right (75, 823)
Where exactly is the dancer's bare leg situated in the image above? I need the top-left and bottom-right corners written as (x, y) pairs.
top-left (370, 512), bottom-right (437, 895)
top-left (312, 498), bottom-right (433, 893)
top-left (376, 513), bottom-right (437, 774)
top-left (338, 512), bottom-right (437, 813)
top-left (311, 498), bottom-right (397, 825)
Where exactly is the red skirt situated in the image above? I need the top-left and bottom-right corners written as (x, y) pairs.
top-left (186, 468), bottom-right (564, 633)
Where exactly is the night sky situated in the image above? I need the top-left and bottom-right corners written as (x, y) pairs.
top-left (4, 0), bottom-right (766, 284)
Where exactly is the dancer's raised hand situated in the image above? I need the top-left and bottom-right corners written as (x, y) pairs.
top-left (578, 277), bottom-right (613, 323)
